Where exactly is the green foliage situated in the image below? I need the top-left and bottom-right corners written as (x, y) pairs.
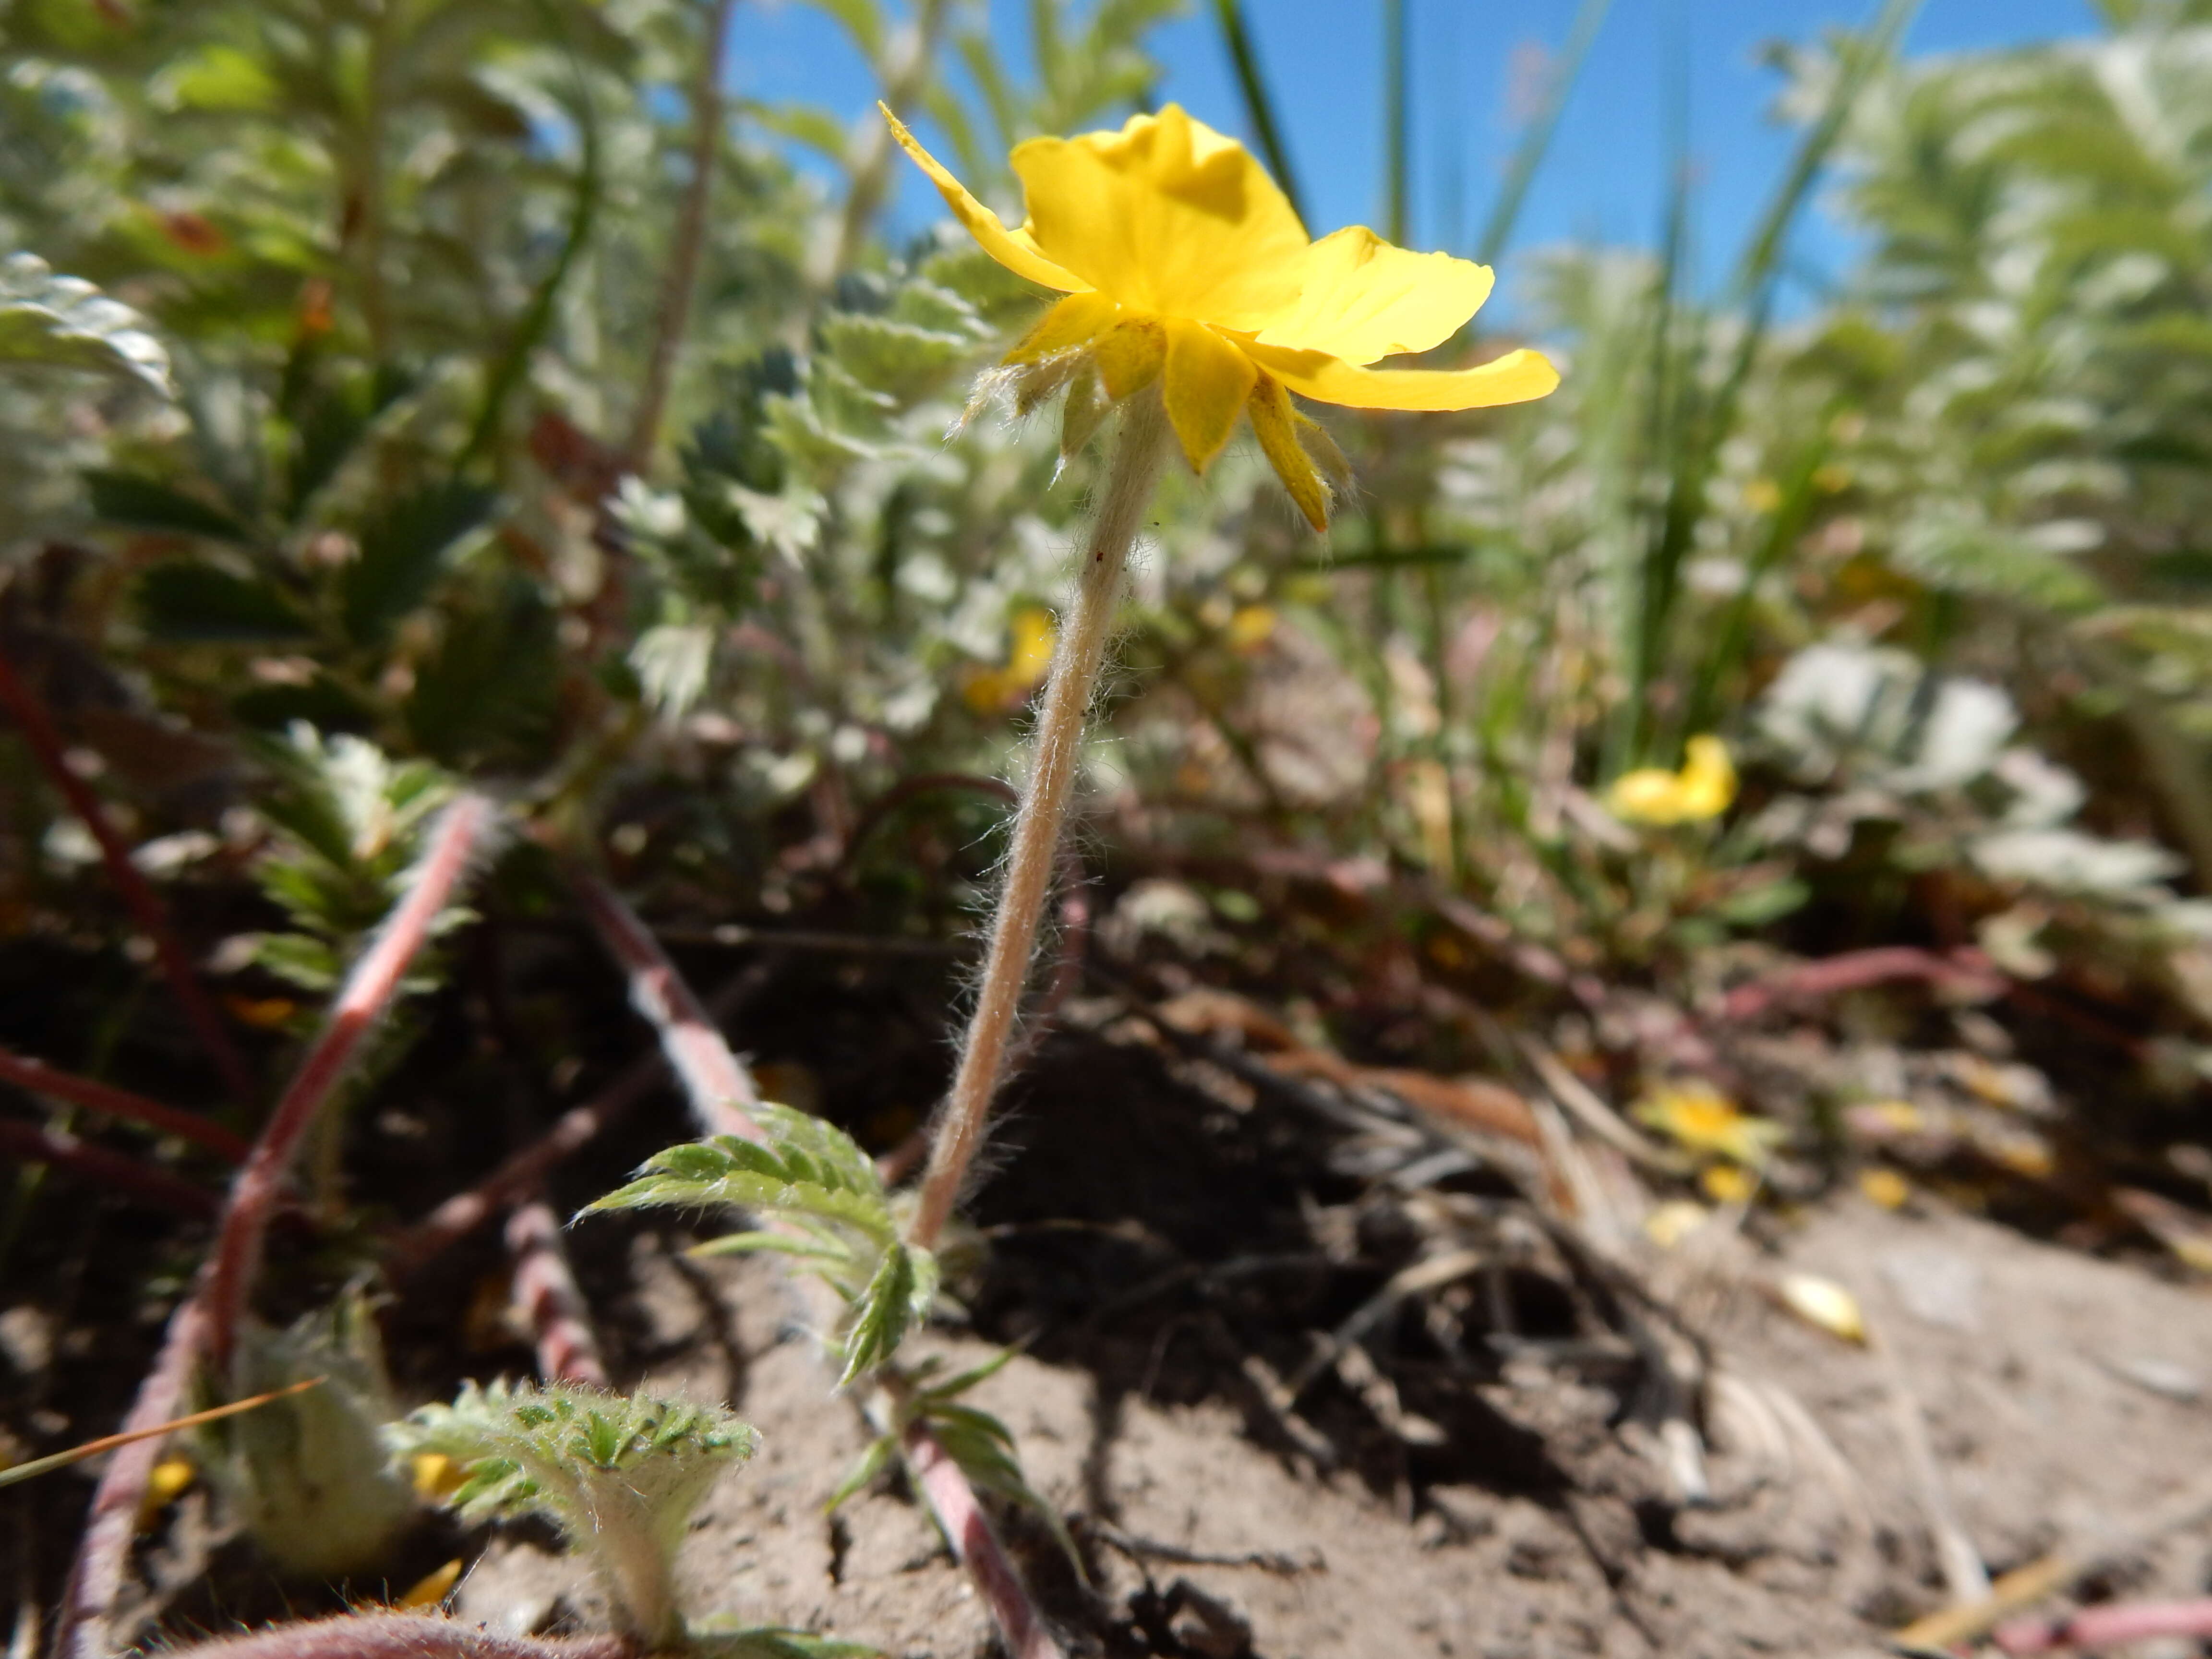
top-left (387, 1380), bottom-right (758, 1647)
top-left (0, 253), bottom-right (169, 393)
top-left (235, 727), bottom-right (461, 995)
top-left (833, 1349), bottom-right (1078, 1575)
top-left (590, 1104), bottom-right (938, 1388)
top-left (194, 1289), bottom-right (416, 1580)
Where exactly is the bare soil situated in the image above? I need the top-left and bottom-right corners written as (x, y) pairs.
top-left (435, 1030), bottom-right (2212, 1659)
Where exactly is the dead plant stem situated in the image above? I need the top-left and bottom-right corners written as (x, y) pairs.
top-left (909, 393), bottom-right (1172, 1250)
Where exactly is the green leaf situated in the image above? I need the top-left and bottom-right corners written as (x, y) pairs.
top-left (839, 1242), bottom-right (937, 1386)
top-left (824, 1433), bottom-right (897, 1512)
top-left (686, 1624), bottom-right (877, 1659)
top-left (0, 255), bottom-right (170, 395)
top-left (87, 470), bottom-right (253, 543)
top-left (340, 480), bottom-right (498, 644)
top-left (137, 562), bottom-right (308, 643)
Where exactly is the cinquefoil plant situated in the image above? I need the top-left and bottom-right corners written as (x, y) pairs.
top-left (588, 1103), bottom-right (934, 1389)
top-left (385, 1381), bottom-right (807, 1653)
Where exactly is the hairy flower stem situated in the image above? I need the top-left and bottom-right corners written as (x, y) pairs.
top-left (910, 393), bottom-right (1173, 1250)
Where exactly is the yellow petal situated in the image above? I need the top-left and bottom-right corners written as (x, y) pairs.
top-left (410, 1450), bottom-right (467, 1501)
top-left (1011, 106), bottom-right (1308, 329)
top-left (1608, 766), bottom-right (1694, 825)
top-left (397, 1558), bottom-right (464, 1610)
top-left (1004, 291), bottom-right (1120, 366)
top-left (1093, 316), bottom-right (1166, 401)
top-left (880, 104), bottom-right (1086, 293)
top-left (1242, 341), bottom-right (1560, 413)
top-left (1675, 735), bottom-right (1738, 817)
top-left (1257, 227), bottom-right (1494, 364)
top-left (1775, 1273), bottom-right (1866, 1344)
top-left (1162, 319), bottom-right (1257, 473)
top-left (1247, 371), bottom-right (1330, 531)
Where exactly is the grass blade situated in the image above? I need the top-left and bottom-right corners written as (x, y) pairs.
top-left (1210, 0), bottom-right (1308, 226)
top-left (1475, 0), bottom-right (1613, 265)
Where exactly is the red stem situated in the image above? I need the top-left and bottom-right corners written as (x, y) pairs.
top-left (152, 1613), bottom-right (632, 1659)
top-left (903, 1421), bottom-right (1065, 1659)
top-left (57, 1296), bottom-right (209, 1659)
top-left (381, 962), bottom-right (775, 1274)
top-left (0, 1043), bottom-right (249, 1162)
top-left (570, 875), bottom-right (1065, 1658)
top-left (1998, 1599), bottom-right (2212, 1654)
top-left (568, 868), bottom-right (760, 1141)
top-left (0, 644), bottom-right (253, 1104)
top-left (57, 794), bottom-right (493, 1659)
top-left (0, 1117), bottom-right (217, 1218)
top-left (506, 1198), bottom-right (608, 1386)
top-left (201, 793), bottom-right (492, 1374)
top-left (1719, 946), bottom-right (2003, 1021)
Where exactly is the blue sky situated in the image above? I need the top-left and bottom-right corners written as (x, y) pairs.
top-left (731, 0), bottom-right (2098, 310)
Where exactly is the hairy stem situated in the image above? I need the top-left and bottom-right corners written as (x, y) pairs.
top-left (568, 892), bottom-right (1064, 1657)
top-left (569, 867), bottom-right (761, 1140)
top-left (623, 0), bottom-right (738, 469)
top-left (152, 1613), bottom-right (632, 1659)
top-left (506, 1198), bottom-right (608, 1385)
top-left (903, 1419), bottom-right (1063, 1659)
top-left (57, 1297), bottom-right (207, 1659)
top-left (909, 393), bottom-right (1173, 1250)
top-left (0, 645), bottom-right (252, 1105)
top-left (60, 798), bottom-right (492, 1659)
top-left (203, 793), bottom-right (492, 1373)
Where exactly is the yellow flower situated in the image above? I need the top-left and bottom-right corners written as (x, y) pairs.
top-left (1634, 1079), bottom-right (1786, 1167)
top-left (884, 104), bottom-right (1558, 530)
top-left (1605, 735), bottom-right (1738, 827)
top-left (962, 604), bottom-right (1057, 714)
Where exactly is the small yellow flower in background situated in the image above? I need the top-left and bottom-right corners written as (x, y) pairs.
top-left (1225, 603), bottom-right (1277, 653)
top-left (1743, 477), bottom-right (1783, 514)
top-left (1859, 1166), bottom-right (1913, 1209)
top-left (1635, 1078), bottom-right (1786, 1167)
top-left (1605, 734), bottom-right (1738, 827)
top-left (1774, 1272), bottom-right (1867, 1344)
top-left (137, 1455), bottom-right (195, 1527)
top-left (962, 604), bottom-right (1057, 714)
top-left (885, 103), bottom-right (1559, 531)
top-left (1700, 1163), bottom-right (1758, 1204)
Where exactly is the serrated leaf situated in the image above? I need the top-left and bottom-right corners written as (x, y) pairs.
top-left (137, 562), bottom-right (308, 642)
top-left (0, 255), bottom-right (170, 395)
top-left (340, 479), bottom-right (497, 643)
top-left (87, 470), bottom-right (252, 542)
top-left (839, 1243), bottom-right (932, 1386)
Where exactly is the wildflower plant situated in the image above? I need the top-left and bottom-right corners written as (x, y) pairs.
top-left (588, 1104), bottom-right (934, 1389)
top-left (382, 1381), bottom-right (838, 1654)
top-left (881, 104), bottom-right (1562, 1247)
